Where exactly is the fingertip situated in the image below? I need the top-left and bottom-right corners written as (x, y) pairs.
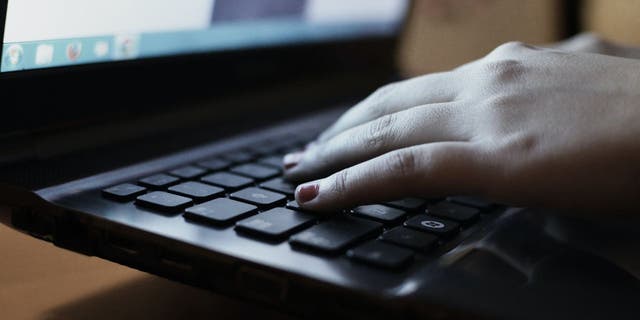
top-left (295, 178), bottom-right (347, 213)
top-left (294, 180), bottom-right (332, 213)
top-left (283, 151), bottom-right (304, 170)
top-left (283, 143), bottom-right (324, 182)
top-left (295, 182), bottom-right (320, 204)
top-left (304, 140), bottom-right (319, 150)
top-left (282, 152), bottom-right (312, 183)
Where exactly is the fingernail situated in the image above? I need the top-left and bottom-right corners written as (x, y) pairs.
top-left (296, 183), bottom-right (319, 204)
top-left (283, 151), bottom-right (304, 170)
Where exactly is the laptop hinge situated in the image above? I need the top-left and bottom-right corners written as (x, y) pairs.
top-left (0, 132), bottom-right (39, 165)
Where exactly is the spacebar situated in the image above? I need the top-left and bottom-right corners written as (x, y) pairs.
top-left (289, 217), bottom-right (382, 254)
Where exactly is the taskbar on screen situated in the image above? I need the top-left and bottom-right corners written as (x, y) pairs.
top-left (1, 21), bottom-right (397, 73)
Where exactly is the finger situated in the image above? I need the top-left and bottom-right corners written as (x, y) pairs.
top-left (284, 101), bottom-right (471, 182)
top-left (317, 71), bottom-right (459, 143)
top-left (294, 142), bottom-right (487, 212)
top-left (549, 33), bottom-right (609, 53)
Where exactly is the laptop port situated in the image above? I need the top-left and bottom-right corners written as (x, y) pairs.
top-left (237, 266), bottom-right (288, 305)
top-left (105, 234), bottom-right (139, 256)
top-left (160, 251), bottom-right (193, 272)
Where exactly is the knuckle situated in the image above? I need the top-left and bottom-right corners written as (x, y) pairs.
top-left (362, 83), bottom-right (398, 118)
top-left (576, 32), bottom-right (605, 46)
top-left (483, 93), bottom-right (526, 111)
top-left (474, 93), bottom-right (530, 131)
top-left (498, 132), bottom-right (540, 156)
top-left (487, 41), bottom-right (538, 60)
top-left (578, 33), bottom-right (612, 53)
top-left (385, 149), bottom-right (417, 178)
top-left (371, 83), bottom-right (397, 100)
top-left (330, 170), bottom-right (350, 196)
top-left (481, 59), bottom-right (526, 84)
top-left (492, 41), bottom-right (530, 54)
top-left (363, 113), bottom-right (397, 150)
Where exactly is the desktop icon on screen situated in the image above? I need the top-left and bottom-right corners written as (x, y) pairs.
top-left (66, 42), bottom-right (82, 61)
top-left (35, 44), bottom-right (54, 65)
top-left (4, 44), bottom-right (24, 68)
top-left (94, 41), bottom-right (109, 58)
top-left (114, 35), bottom-right (139, 60)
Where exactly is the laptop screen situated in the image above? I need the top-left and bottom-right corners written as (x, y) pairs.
top-left (0, 0), bottom-right (409, 73)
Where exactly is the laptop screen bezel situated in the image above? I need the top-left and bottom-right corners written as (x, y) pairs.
top-left (0, 1), bottom-right (407, 136)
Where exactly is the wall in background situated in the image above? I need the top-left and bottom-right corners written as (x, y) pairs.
top-left (398, 0), bottom-right (562, 77)
top-left (583, 0), bottom-right (640, 46)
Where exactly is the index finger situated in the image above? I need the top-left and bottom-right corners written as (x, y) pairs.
top-left (317, 71), bottom-right (459, 143)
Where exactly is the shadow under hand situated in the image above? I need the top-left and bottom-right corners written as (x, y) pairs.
top-left (43, 275), bottom-right (294, 320)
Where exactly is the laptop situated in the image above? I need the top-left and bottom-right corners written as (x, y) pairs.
top-left (1, 1), bottom-right (639, 319)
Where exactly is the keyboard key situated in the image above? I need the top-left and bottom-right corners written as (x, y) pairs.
top-left (235, 208), bottom-right (316, 240)
top-left (201, 172), bottom-right (254, 190)
top-left (286, 200), bottom-right (302, 210)
top-left (281, 144), bottom-right (303, 153)
top-left (447, 196), bottom-right (493, 210)
top-left (347, 241), bottom-right (413, 269)
top-left (222, 151), bottom-right (254, 164)
top-left (168, 182), bottom-right (224, 202)
top-left (352, 204), bottom-right (406, 224)
top-left (381, 227), bottom-right (438, 253)
top-left (289, 217), bottom-right (382, 254)
top-left (169, 166), bottom-right (207, 179)
top-left (136, 191), bottom-right (193, 213)
top-left (249, 144), bottom-right (282, 156)
top-left (197, 158), bottom-right (231, 171)
top-left (386, 198), bottom-right (427, 211)
top-left (102, 183), bottom-right (146, 201)
top-left (230, 163), bottom-right (279, 180)
top-left (260, 178), bottom-right (296, 196)
top-left (230, 187), bottom-right (286, 207)
top-left (184, 198), bottom-right (257, 225)
top-left (404, 215), bottom-right (460, 237)
top-left (427, 202), bottom-right (480, 225)
top-left (257, 155), bottom-right (284, 168)
top-left (138, 173), bottom-right (179, 189)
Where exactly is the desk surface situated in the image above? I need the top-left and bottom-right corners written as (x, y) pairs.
top-left (0, 209), bottom-right (292, 320)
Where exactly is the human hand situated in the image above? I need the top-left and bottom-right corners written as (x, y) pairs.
top-left (552, 32), bottom-right (640, 59)
top-left (284, 42), bottom-right (640, 214)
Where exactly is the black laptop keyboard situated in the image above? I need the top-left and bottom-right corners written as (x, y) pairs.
top-left (101, 135), bottom-right (496, 270)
